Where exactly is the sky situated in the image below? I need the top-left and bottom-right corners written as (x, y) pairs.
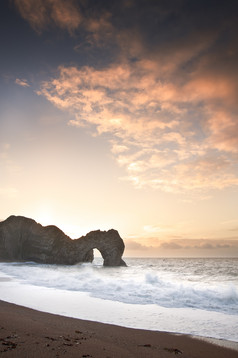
top-left (0, 0), bottom-right (238, 257)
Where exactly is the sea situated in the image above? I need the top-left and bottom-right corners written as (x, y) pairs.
top-left (0, 257), bottom-right (238, 343)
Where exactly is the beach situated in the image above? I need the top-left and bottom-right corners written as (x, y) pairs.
top-left (1, 258), bottom-right (238, 344)
top-left (0, 300), bottom-right (237, 358)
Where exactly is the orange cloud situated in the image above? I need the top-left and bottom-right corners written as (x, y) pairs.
top-left (14, 0), bottom-right (114, 41)
top-left (124, 238), bottom-right (238, 257)
top-left (14, 0), bottom-right (82, 33)
top-left (15, 78), bottom-right (30, 87)
top-left (37, 58), bottom-right (238, 192)
top-left (125, 240), bottom-right (151, 251)
top-left (206, 111), bottom-right (238, 153)
top-left (13, 0), bottom-right (238, 194)
top-left (14, 0), bottom-right (48, 33)
top-left (184, 77), bottom-right (234, 103)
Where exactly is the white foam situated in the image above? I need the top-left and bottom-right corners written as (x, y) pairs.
top-left (0, 259), bottom-right (237, 342)
top-left (0, 261), bottom-right (237, 314)
top-left (0, 271), bottom-right (238, 342)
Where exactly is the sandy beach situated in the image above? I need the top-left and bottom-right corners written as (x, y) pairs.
top-left (0, 300), bottom-right (237, 358)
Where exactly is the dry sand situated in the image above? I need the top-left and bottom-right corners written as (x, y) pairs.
top-left (0, 299), bottom-right (237, 358)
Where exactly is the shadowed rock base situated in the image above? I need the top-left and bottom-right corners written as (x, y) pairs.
top-left (0, 215), bottom-right (126, 266)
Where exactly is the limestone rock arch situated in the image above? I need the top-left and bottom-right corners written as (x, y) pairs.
top-left (74, 229), bottom-right (127, 266)
top-left (0, 215), bottom-right (127, 266)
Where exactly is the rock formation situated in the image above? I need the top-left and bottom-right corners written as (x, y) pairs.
top-left (0, 216), bottom-right (126, 266)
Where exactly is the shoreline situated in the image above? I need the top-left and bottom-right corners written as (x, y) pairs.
top-left (1, 271), bottom-right (238, 343)
top-left (0, 300), bottom-right (238, 357)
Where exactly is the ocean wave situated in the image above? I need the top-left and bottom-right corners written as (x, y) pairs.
top-left (0, 259), bottom-right (237, 315)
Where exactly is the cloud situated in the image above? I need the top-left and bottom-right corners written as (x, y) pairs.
top-left (206, 110), bottom-right (238, 153)
top-left (180, 239), bottom-right (237, 251)
top-left (194, 241), bottom-right (233, 250)
top-left (14, 0), bottom-right (82, 33)
top-left (125, 240), bottom-right (150, 251)
top-left (160, 242), bottom-right (182, 250)
top-left (15, 78), bottom-right (30, 87)
top-left (14, 0), bottom-right (113, 42)
top-left (15, 0), bottom-right (238, 193)
top-left (124, 237), bottom-right (238, 257)
top-left (37, 58), bottom-right (238, 192)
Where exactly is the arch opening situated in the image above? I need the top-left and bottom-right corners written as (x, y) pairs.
top-left (92, 248), bottom-right (104, 266)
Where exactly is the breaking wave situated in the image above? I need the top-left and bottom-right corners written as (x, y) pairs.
top-left (0, 258), bottom-right (237, 315)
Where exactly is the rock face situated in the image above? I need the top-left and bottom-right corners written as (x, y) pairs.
top-left (0, 216), bottom-right (127, 266)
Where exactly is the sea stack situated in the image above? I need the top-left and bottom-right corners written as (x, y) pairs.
top-left (0, 215), bottom-right (127, 266)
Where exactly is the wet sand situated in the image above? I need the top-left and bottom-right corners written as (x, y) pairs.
top-left (0, 300), bottom-right (237, 357)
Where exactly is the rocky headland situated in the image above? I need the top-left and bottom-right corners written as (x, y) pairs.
top-left (0, 215), bottom-right (126, 266)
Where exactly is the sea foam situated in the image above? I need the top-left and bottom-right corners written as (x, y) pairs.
top-left (0, 258), bottom-right (238, 342)
top-left (0, 259), bottom-right (237, 314)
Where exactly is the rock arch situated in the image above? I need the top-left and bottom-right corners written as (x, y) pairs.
top-left (0, 216), bottom-right (127, 267)
top-left (75, 229), bottom-right (127, 266)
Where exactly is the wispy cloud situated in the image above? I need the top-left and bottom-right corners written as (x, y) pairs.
top-left (15, 78), bottom-right (30, 87)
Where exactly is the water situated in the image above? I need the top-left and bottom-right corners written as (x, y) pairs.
top-left (0, 257), bottom-right (237, 342)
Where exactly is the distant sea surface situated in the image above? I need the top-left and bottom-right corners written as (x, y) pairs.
top-left (0, 257), bottom-right (237, 342)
